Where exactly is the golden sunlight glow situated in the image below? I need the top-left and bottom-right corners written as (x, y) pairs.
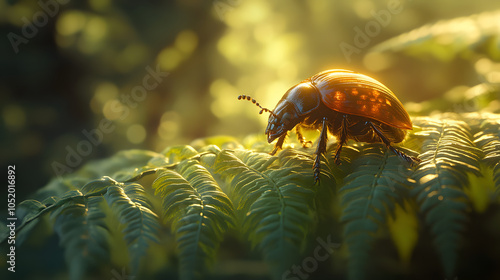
top-left (225, 1), bottom-right (270, 27)
top-left (217, 32), bottom-right (246, 65)
top-left (352, 0), bottom-right (375, 19)
top-left (363, 52), bottom-right (392, 72)
top-left (486, 71), bottom-right (500, 83)
top-left (261, 33), bottom-right (302, 67)
top-left (158, 111), bottom-right (180, 141)
top-left (210, 79), bottom-right (239, 118)
top-left (474, 58), bottom-right (492, 74)
top-left (419, 174), bottom-right (438, 185)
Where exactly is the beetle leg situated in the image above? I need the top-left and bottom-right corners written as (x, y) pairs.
top-left (313, 117), bottom-right (329, 183)
top-left (333, 115), bottom-right (349, 165)
top-left (296, 126), bottom-right (312, 148)
top-left (369, 122), bottom-right (421, 165)
top-left (270, 133), bottom-right (287, 155)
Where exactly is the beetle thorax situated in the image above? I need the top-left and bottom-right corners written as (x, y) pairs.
top-left (265, 82), bottom-right (321, 143)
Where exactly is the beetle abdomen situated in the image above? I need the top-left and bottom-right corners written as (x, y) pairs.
top-left (309, 70), bottom-right (412, 130)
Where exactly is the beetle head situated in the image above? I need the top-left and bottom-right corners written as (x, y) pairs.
top-left (265, 101), bottom-right (300, 143)
top-left (238, 94), bottom-right (296, 143)
top-left (238, 81), bottom-right (319, 144)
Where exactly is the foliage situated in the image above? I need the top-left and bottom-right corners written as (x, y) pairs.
top-left (2, 112), bottom-right (500, 280)
top-left (372, 10), bottom-right (500, 61)
top-left (3, 7), bottom-right (500, 280)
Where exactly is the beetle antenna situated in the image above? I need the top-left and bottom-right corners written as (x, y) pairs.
top-left (238, 95), bottom-right (278, 118)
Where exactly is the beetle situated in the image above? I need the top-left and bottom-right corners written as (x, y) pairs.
top-left (238, 69), bottom-right (420, 182)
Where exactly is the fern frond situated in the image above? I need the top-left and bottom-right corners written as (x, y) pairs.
top-left (411, 118), bottom-right (482, 277)
top-left (474, 116), bottom-right (500, 194)
top-left (14, 198), bottom-right (56, 245)
top-left (51, 190), bottom-right (110, 280)
top-left (80, 176), bottom-right (118, 194)
top-left (213, 148), bottom-right (328, 278)
top-left (340, 144), bottom-right (415, 280)
top-left (104, 183), bottom-right (161, 275)
top-left (371, 10), bottom-right (500, 61)
top-left (152, 160), bottom-right (235, 280)
top-left (214, 149), bottom-right (279, 211)
top-left (161, 145), bottom-right (199, 163)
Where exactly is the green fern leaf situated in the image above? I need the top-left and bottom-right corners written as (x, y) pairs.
top-left (161, 145), bottom-right (199, 163)
top-left (152, 159), bottom-right (235, 280)
top-left (213, 149), bottom-right (280, 211)
top-left (340, 144), bottom-right (415, 280)
top-left (14, 199), bottom-right (52, 245)
top-left (411, 117), bottom-right (482, 277)
top-left (474, 116), bottom-right (500, 194)
top-left (104, 183), bottom-right (161, 274)
top-left (81, 176), bottom-right (118, 194)
top-left (214, 148), bottom-right (331, 278)
top-left (51, 190), bottom-right (110, 280)
top-left (371, 10), bottom-right (500, 61)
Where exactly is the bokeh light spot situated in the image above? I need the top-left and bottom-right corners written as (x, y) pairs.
top-left (102, 99), bottom-right (124, 121)
top-left (158, 120), bottom-right (179, 140)
top-left (127, 124), bottom-right (146, 144)
top-left (175, 30), bottom-right (198, 55)
top-left (95, 82), bottom-right (119, 103)
top-left (57, 11), bottom-right (87, 36)
top-left (210, 79), bottom-right (239, 118)
top-left (217, 32), bottom-right (246, 64)
top-left (3, 105), bottom-right (26, 130)
top-left (158, 47), bottom-right (183, 71)
top-left (158, 111), bottom-right (180, 140)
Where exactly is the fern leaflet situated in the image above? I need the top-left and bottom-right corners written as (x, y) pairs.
top-left (411, 117), bottom-right (482, 277)
top-left (152, 159), bottom-right (235, 280)
top-left (340, 144), bottom-right (415, 280)
top-left (104, 183), bottom-right (161, 275)
top-left (474, 116), bottom-right (500, 194)
top-left (214, 148), bottom-right (332, 278)
top-left (51, 190), bottom-right (110, 280)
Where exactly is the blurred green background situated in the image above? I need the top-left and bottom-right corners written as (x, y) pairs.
top-left (2, 0), bottom-right (500, 200)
